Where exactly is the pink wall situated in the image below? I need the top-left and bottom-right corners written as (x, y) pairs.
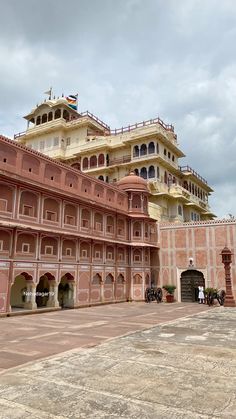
top-left (159, 221), bottom-right (236, 300)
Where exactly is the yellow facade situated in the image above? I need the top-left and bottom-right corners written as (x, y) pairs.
top-left (15, 97), bottom-right (215, 222)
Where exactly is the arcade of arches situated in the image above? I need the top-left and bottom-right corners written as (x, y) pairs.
top-left (8, 270), bottom-right (137, 311)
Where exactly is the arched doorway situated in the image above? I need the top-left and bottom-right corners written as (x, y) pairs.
top-left (104, 273), bottom-right (114, 302)
top-left (58, 273), bottom-right (75, 308)
top-left (10, 272), bottom-right (32, 310)
top-left (180, 270), bottom-right (205, 302)
top-left (36, 273), bottom-right (53, 307)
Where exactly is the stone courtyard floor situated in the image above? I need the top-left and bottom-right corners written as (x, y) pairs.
top-left (0, 303), bottom-right (235, 418)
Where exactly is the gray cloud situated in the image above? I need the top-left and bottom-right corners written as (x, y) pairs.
top-left (0, 0), bottom-right (236, 217)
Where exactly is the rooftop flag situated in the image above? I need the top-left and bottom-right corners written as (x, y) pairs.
top-left (44, 87), bottom-right (52, 99)
top-left (66, 94), bottom-right (78, 110)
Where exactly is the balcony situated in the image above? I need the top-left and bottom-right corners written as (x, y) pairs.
top-left (78, 138), bottom-right (111, 153)
top-left (179, 165), bottom-right (209, 186)
top-left (108, 155), bottom-right (131, 167)
top-left (108, 116), bottom-right (174, 136)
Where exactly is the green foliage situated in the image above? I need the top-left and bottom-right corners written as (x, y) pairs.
top-left (162, 284), bottom-right (176, 295)
top-left (204, 287), bottom-right (218, 295)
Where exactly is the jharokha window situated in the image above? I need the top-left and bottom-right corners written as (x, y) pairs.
top-left (0, 199), bottom-right (7, 212)
top-left (22, 243), bottom-right (30, 253)
top-left (65, 215), bottom-right (75, 225)
top-left (46, 211), bottom-right (56, 221)
top-left (23, 205), bottom-right (33, 217)
top-left (45, 245), bottom-right (54, 255)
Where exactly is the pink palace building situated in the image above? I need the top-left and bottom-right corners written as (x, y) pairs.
top-left (0, 135), bottom-right (158, 313)
top-left (0, 99), bottom-right (236, 314)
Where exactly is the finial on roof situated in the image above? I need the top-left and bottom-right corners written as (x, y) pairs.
top-left (53, 95), bottom-right (55, 99)
top-left (62, 93), bottom-right (64, 97)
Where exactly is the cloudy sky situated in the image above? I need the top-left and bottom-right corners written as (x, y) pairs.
top-left (0, 0), bottom-right (236, 217)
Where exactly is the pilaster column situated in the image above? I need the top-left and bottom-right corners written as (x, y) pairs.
top-left (47, 281), bottom-right (60, 308)
top-left (100, 280), bottom-right (104, 302)
top-left (24, 281), bottom-right (37, 310)
top-left (66, 282), bottom-right (75, 308)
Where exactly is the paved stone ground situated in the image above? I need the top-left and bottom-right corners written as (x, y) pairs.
top-left (0, 304), bottom-right (235, 418)
top-left (0, 302), bottom-right (209, 372)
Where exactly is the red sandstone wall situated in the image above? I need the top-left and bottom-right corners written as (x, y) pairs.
top-left (159, 221), bottom-right (236, 300)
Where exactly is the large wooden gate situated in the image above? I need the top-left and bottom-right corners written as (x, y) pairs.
top-left (180, 270), bottom-right (205, 302)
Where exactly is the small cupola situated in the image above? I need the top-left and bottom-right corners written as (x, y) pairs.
top-left (117, 172), bottom-right (149, 216)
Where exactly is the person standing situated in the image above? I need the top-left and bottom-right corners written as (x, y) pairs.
top-left (198, 285), bottom-right (205, 304)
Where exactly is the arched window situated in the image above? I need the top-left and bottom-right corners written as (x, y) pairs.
top-left (81, 208), bottom-right (90, 229)
top-left (156, 166), bottom-right (160, 178)
top-left (133, 145), bottom-right (139, 158)
top-left (65, 172), bottom-right (78, 189)
top-left (98, 175), bottom-right (104, 181)
top-left (156, 143), bottom-right (159, 153)
top-left (0, 183), bottom-right (14, 212)
top-left (48, 112), bottom-right (53, 122)
top-left (92, 273), bottom-right (102, 284)
top-left (106, 216), bottom-right (114, 233)
top-left (19, 191), bottom-right (38, 218)
top-left (133, 249), bottom-right (142, 263)
top-left (164, 171), bottom-right (168, 184)
top-left (80, 242), bottom-right (90, 258)
top-left (45, 164), bottom-right (61, 183)
top-left (71, 162), bottom-right (80, 170)
top-left (98, 154), bottom-right (105, 166)
top-left (55, 109), bottom-right (61, 119)
top-left (36, 116), bottom-right (41, 125)
top-left (132, 194), bottom-right (141, 209)
top-left (64, 204), bottom-right (77, 226)
top-left (106, 247), bottom-right (114, 261)
top-left (117, 273), bottom-right (124, 283)
top-left (140, 144), bottom-right (147, 156)
top-left (94, 243), bottom-right (101, 259)
top-left (94, 184), bottom-right (104, 198)
top-left (94, 213), bottom-right (103, 231)
top-left (90, 155), bottom-right (97, 168)
top-left (43, 198), bottom-right (60, 222)
top-left (22, 154), bottom-right (40, 175)
top-left (42, 114), bottom-right (47, 124)
top-left (117, 219), bottom-right (125, 236)
top-left (41, 236), bottom-right (58, 256)
top-left (183, 180), bottom-right (191, 192)
top-left (148, 142), bottom-right (155, 154)
top-left (133, 221), bottom-right (141, 237)
top-left (63, 110), bottom-right (69, 121)
top-left (148, 165), bottom-right (155, 178)
top-left (134, 168), bottom-right (139, 176)
top-left (105, 273), bottom-right (114, 283)
top-left (81, 179), bottom-right (91, 193)
top-left (82, 157), bottom-right (88, 170)
top-left (178, 205), bottom-right (182, 216)
top-left (140, 167), bottom-right (147, 179)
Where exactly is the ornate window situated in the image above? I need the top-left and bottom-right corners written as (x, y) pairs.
top-left (148, 165), bottom-right (155, 178)
top-left (148, 142), bottom-right (155, 154)
top-left (140, 167), bottom-right (147, 179)
top-left (140, 144), bottom-right (147, 156)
